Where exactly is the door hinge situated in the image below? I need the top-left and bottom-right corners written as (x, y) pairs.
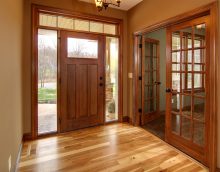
top-left (138, 108), bottom-right (142, 113)
top-left (139, 76), bottom-right (142, 80)
top-left (139, 44), bottom-right (142, 48)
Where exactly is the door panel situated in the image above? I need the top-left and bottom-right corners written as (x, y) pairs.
top-left (166, 16), bottom-right (210, 165)
top-left (60, 31), bottom-right (104, 132)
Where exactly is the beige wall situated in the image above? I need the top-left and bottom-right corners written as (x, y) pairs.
top-left (0, 0), bottom-right (23, 171)
top-left (127, 0), bottom-right (219, 168)
top-left (23, 0), bottom-right (128, 133)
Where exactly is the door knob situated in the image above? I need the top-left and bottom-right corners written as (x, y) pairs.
top-left (166, 88), bottom-right (172, 93)
top-left (155, 81), bottom-right (161, 85)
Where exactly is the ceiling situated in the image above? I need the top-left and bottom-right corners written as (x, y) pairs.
top-left (79, 0), bottom-right (143, 11)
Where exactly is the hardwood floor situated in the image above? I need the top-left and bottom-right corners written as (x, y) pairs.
top-left (18, 123), bottom-right (208, 172)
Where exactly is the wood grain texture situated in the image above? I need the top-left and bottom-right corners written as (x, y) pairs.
top-left (18, 123), bottom-right (208, 172)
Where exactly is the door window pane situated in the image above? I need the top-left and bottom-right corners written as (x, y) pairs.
top-left (38, 29), bottom-right (57, 134)
top-left (39, 13), bottom-right (57, 27)
top-left (172, 114), bottom-right (180, 135)
top-left (104, 24), bottom-right (116, 35)
top-left (67, 38), bottom-right (98, 58)
top-left (58, 16), bottom-right (74, 29)
top-left (75, 19), bottom-right (89, 31)
top-left (90, 22), bottom-right (103, 33)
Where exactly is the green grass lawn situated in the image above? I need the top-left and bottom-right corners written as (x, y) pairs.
top-left (38, 88), bottom-right (56, 103)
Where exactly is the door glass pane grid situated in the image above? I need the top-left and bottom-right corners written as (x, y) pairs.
top-left (143, 41), bottom-right (159, 114)
top-left (171, 23), bottom-right (206, 147)
top-left (39, 13), bottom-right (118, 35)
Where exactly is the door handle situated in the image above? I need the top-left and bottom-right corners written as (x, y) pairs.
top-left (155, 81), bottom-right (161, 85)
top-left (166, 88), bottom-right (172, 93)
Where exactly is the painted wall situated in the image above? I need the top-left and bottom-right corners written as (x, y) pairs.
top-left (23, 0), bottom-right (128, 133)
top-left (145, 29), bottom-right (167, 111)
top-left (127, 0), bottom-right (219, 168)
top-left (0, 0), bottom-right (23, 171)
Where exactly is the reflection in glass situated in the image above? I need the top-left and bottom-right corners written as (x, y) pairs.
top-left (194, 97), bottom-right (205, 122)
top-left (181, 27), bottom-right (192, 49)
top-left (193, 122), bottom-right (205, 146)
top-left (172, 73), bottom-right (180, 92)
top-left (105, 37), bottom-right (119, 122)
top-left (38, 29), bottom-right (57, 134)
top-left (171, 94), bottom-right (181, 112)
top-left (194, 73), bottom-right (203, 88)
top-left (172, 52), bottom-right (180, 62)
top-left (172, 32), bottom-right (180, 50)
top-left (172, 114), bottom-right (180, 135)
top-left (181, 117), bottom-right (191, 139)
top-left (68, 38), bottom-right (98, 58)
top-left (182, 95), bottom-right (191, 117)
top-left (194, 24), bottom-right (206, 48)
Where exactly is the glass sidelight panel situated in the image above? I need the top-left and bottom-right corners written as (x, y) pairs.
top-left (38, 29), bottom-right (57, 135)
top-left (105, 37), bottom-right (119, 122)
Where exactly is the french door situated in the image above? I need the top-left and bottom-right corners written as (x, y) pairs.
top-left (60, 31), bottom-right (104, 132)
top-left (166, 16), bottom-right (210, 164)
top-left (141, 38), bottom-right (160, 125)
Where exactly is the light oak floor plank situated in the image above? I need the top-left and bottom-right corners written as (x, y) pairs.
top-left (18, 123), bottom-right (208, 172)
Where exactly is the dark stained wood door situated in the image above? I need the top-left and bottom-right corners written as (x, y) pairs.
top-left (166, 16), bottom-right (210, 165)
top-left (60, 31), bottom-right (104, 132)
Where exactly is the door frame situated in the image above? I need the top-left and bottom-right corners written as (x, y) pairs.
top-left (133, 2), bottom-right (218, 171)
top-left (31, 5), bottom-right (123, 139)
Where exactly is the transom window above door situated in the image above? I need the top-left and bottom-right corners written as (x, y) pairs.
top-left (39, 13), bottom-right (117, 35)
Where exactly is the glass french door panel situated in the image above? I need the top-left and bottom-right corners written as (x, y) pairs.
top-left (194, 24), bottom-right (206, 48)
top-left (193, 97), bottom-right (205, 122)
top-left (193, 121), bottom-right (205, 146)
top-left (144, 85), bottom-right (156, 100)
top-left (182, 95), bottom-right (191, 118)
top-left (171, 113), bottom-right (180, 135)
top-left (194, 73), bottom-right (204, 88)
top-left (38, 29), bottom-right (57, 135)
top-left (105, 37), bottom-right (119, 122)
top-left (172, 52), bottom-right (180, 63)
top-left (181, 27), bottom-right (192, 49)
top-left (172, 73), bottom-right (180, 92)
top-left (181, 117), bottom-right (191, 140)
top-left (144, 99), bottom-right (156, 113)
top-left (171, 94), bottom-right (181, 113)
top-left (195, 49), bottom-right (206, 63)
top-left (172, 32), bottom-right (181, 50)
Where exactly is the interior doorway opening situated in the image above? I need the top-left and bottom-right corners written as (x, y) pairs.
top-left (140, 28), bottom-right (167, 140)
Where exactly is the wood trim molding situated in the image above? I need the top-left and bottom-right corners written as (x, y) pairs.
top-left (132, 2), bottom-right (218, 171)
top-left (134, 2), bottom-right (214, 35)
top-left (23, 133), bottom-right (32, 141)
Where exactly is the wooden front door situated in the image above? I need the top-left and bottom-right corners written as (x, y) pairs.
top-left (60, 31), bottom-right (104, 132)
top-left (166, 16), bottom-right (210, 164)
top-left (141, 38), bottom-right (160, 125)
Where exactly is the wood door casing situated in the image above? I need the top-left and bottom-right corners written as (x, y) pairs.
top-left (166, 16), bottom-right (210, 165)
top-left (141, 38), bottom-right (160, 125)
top-left (60, 31), bottom-right (104, 132)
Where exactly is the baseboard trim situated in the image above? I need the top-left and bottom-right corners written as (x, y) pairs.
top-left (14, 143), bottom-right (22, 172)
top-left (23, 133), bottom-right (32, 141)
top-left (122, 116), bottom-right (130, 123)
